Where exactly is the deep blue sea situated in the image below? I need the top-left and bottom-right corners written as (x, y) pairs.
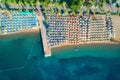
top-left (0, 32), bottom-right (120, 80)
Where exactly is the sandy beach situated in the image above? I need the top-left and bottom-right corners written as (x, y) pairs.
top-left (51, 15), bottom-right (120, 49)
top-left (0, 15), bottom-right (120, 50)
top-left (111, 15), bottom-right (120, 42)
top-left (51, 41), bottom-right (120, 49)
top-left (0, 27), bottom-right (39, 38)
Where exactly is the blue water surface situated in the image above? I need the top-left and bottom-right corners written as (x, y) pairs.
top-left (0, 32), bottom-right (120, 80)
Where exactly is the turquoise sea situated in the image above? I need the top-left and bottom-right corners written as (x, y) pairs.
top-left (0, 32), bottom-right (120, 80)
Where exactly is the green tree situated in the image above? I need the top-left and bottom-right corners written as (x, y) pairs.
top-left (86, 2), bottom-right (92, 8)
top-left (65, 0), bottom-right (84, 11)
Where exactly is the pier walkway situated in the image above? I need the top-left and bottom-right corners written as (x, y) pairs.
top-left (36, 4), bottom-right (51, 57)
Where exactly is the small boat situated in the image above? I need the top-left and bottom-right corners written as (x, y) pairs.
top-left (75, 46), bottom-right (78, 51)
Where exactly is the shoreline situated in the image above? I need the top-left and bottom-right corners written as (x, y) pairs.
top-left (0, 27), bottom-right (119, 48)
top-left (51, 41), bottom-right (120, 49)
top-left (0, 28), bottom-right (39, 38)
top-left (51, 41), bottom-right (120, 59)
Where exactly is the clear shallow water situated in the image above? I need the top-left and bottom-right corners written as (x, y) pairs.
top-left (0, 32), bottom-right (120, 80)
top-left (52, 44), bottom-right (120, 58)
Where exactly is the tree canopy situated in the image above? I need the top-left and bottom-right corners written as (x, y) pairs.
top-left (65, 0), bottom-right (84, 11)
top-left (1, 0), bottom-right (39, 5)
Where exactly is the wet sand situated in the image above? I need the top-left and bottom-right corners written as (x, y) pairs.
top-left (51, 41), bottom-right (120, 49)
